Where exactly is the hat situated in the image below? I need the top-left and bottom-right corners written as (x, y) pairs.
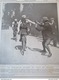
top-left (42, 17), bottom-right (49, 22)
top-left (51, 18), bottom-right (54, 20)
top-left (22, 15), bottom-right (26, 18)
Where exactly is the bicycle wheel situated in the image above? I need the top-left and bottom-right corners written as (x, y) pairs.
top-left (21, 35), bottom-right (26, 55)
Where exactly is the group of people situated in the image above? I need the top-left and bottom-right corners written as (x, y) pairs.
top-left (12, 15), bottom-right (57, 57)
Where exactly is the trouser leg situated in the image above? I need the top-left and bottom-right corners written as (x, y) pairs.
top-left (42, 40), bottom-right (46, 51)
top-left (19, 33), bottom-right (22, 41)
top-left (41, 39), bottom-right (47, 54)
top-left (13, 31), bottom-right (16, 37)
top-left (45, 38), bottom-right (52, 57)
top-left (53, 37), bottom-right (57, 47)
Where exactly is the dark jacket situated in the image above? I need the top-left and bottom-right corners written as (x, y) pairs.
top-left (36, 21), bottom-right (53, 40)
top-left (13, 22), bottom-right (18, 31)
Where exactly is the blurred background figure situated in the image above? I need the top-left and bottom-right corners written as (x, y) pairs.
top-left (12, 19), bottom-right (18, 41)
top-left (50, 18), bottom-right (57, 47)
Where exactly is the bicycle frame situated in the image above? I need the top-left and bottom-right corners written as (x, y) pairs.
top-left (21, 34), bottom-right (26, 55)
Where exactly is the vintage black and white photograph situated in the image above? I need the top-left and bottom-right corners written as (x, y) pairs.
top-left (0, 3), bottom-right (59, 64)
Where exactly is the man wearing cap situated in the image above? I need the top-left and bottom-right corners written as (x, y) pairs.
top-left (35, 17), bottom-right (53, 57)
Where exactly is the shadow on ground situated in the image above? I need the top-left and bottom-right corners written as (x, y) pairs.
top-left (15, 46), bottom-right (52, 57)
top-left (15, 45), bottom-right (34, 52)
top-left (15, 45), bottom-right (22, 50)
top-left (32, 48), bottom-right (49, 57)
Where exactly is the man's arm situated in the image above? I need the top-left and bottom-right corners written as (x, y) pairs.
top-left (35, 22), bottom-right (44, 31)
top-left (26, 19), bottom-right (36, 25)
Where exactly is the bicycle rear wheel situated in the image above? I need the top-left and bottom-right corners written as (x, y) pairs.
top-left (21, 35), bottom-right (26, 55)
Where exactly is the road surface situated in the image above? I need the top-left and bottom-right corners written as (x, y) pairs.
top-left (0, 27), bottom-right (59, 64)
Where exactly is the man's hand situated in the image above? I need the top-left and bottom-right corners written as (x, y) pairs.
top-left (35, 20), bottom-right (41, 25)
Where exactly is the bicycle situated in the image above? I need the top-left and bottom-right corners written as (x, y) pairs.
top-left (21, 34), bottom-right (26, 55)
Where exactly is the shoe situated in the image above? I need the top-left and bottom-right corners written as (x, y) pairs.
top-left (41, 52), bottom-right (46, 55)
top-left (48, 53), bottom-right (52, 57)
top-left (40, 50), bottom-right (47, 55)
top-left (40, 50), bottom-right (47, 53)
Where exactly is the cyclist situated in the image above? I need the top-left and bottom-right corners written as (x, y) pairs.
top-left (18, 15), bottom-right (29, 53)
top-left (19, 15), bottom-right (28, 41)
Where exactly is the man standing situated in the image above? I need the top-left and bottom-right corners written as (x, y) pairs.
top-left (12, 19), bottom-right (18, 41)
top-left (50, 18), bottom-right (57, 47)
top-left (35, 17), bottom-right (53, 57)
